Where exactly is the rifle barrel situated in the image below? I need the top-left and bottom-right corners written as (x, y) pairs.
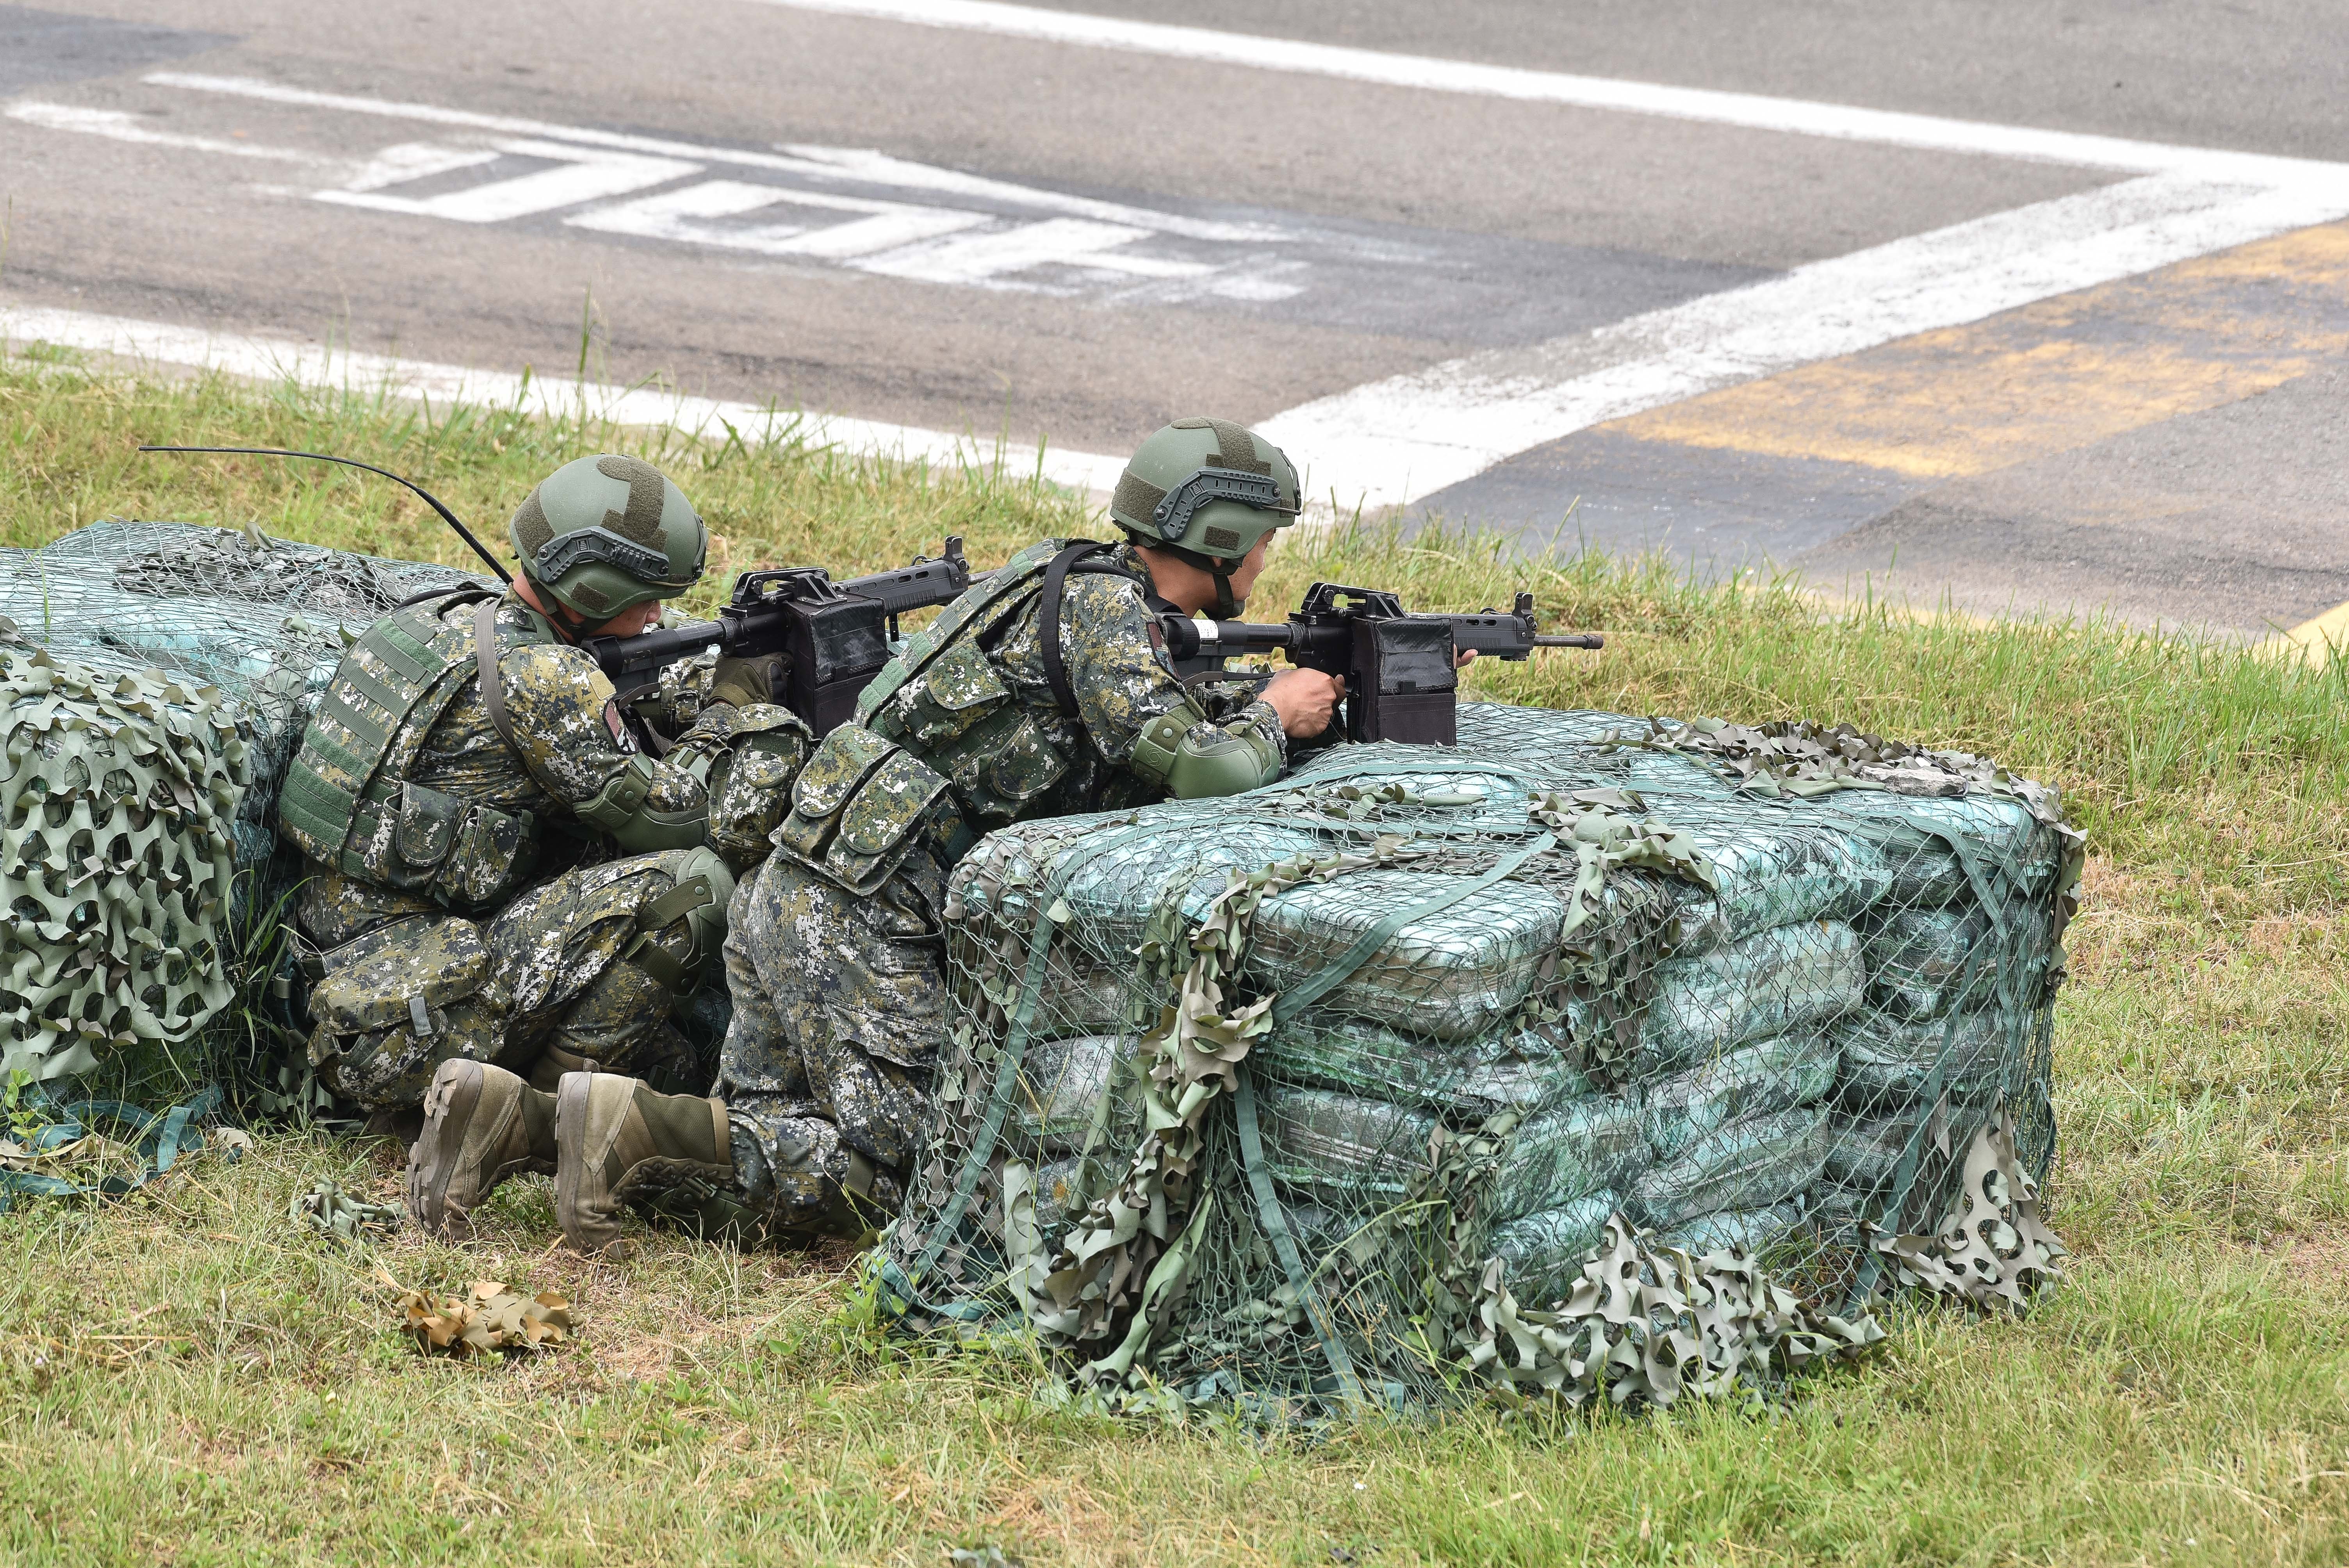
top-left (1531, 633), bottom-right (1604, 649)
top-left (587, 618), bottom-right (728, 679)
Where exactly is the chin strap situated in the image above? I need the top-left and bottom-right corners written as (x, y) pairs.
top-left (1140, 537), bottom-right (1248, 617)
top-left (1210, 569), bottom-right (1240, 619)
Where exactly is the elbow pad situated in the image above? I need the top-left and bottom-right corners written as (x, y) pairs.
top-left (576, 753), bottom-right (709, 852)
top-left (1131, 703), bottom-right (1282, 800)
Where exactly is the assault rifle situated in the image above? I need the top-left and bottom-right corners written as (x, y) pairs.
top-left (583, 538), bottom-right (973, 735)
top-left (1157, 582), bottom-right (1602, 745)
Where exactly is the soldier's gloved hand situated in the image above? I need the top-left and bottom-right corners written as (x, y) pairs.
top-left (706, 654), bottom-right (783, 711)
top-left (1262, 668), bottom-right (1345, 739)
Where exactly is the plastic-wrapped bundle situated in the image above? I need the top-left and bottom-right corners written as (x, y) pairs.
top-left (1011, 1033), bottom-right (1130, 1153)
top-left (1835, 1009), bottom-right (2011, 1108)
top-left (1490, 1190), bottom-right (1618, 1302)
top-left (1261, 1082), bottom-right (1642, 1224)
top-left (1488, 1094), bottom-right (1646, 1221)
top-left (1864, 905), bottom-right (1986, 1019)
top-left (887, 702), bottom-right (2073, 1413)
top-left (1639, 920), bottom-right (1865, 1073)
top-left (1628, 1106), bottom-right (1830, 1228)
top-left (1254, 1019), bottom-right (1594, 1115)
top-left (1635, 790), bottom-right (1894, 951)
top-left (1833, 788), bottom-right (2060, 907)
top-left (1641, 1031), bottom-right (1838, 1160)
top-left (1257, 1084), bottom-right (1436, 1201)
top-left (1661, 1201), bottom-right (1804, 1256)
top-left (1242, 868), bottom-right (1567, 1042)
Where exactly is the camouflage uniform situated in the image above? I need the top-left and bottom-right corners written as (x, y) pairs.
top-left (285, 588), bottom-right (809, 1109)
top-left (711, 539), bottom-right (1283, 1238)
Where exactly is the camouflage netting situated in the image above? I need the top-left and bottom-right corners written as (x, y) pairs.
top-left (0, 522), bottom-right (493, 1078)
top-left (879, 705), bottom-right (2082, 1413)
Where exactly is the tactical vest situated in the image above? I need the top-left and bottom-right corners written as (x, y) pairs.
top-left (278, 590), bottom-right (554, 912)
top-left (777, 540), bottom-right (1133, 893)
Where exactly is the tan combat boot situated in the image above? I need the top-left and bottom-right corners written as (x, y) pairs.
top-left (553, 1072), bottom-right (733, 1257)
top-left (406, 1060), bottom-right (556, 1237)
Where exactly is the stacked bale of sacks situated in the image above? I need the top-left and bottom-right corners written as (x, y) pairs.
top-left (895, 703), bottom-right (2072, 1385)
top-left (0, 524), bottom-right (492, 1080)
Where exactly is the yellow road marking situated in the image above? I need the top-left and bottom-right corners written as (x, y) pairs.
top-left (2255, 598), bottom-right (2349, 666)
top-left (1607, 220), bottom-right (2349, 479)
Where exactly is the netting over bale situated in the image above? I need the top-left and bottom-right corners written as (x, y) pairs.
top-left (879, 704), bottom-right (2082, 1411)
top-left (0, 522), bottom-right (493, 1077)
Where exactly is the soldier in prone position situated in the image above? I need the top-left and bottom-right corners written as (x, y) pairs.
top-left (408, 417), bottom-right (1344, 1255)
top-left (279, 455), bottom-right (809, 1222)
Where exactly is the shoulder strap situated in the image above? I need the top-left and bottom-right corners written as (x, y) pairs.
top-left (1038, 540), bottom-right (1127, 718)
top-left (474, 599), bottom-right (523, 753)
top-left (854, 537), bottom-right (1078, 725)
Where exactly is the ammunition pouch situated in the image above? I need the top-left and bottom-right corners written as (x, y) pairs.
top-left (693, 702), bottom-right (816, 872)
top-left (305, 916), bottom-right (514, 1109)
top-left (774, 724), bottom-right (961, 895)
top-left (868, 638), bottom-right (1071, 824)
top-left (346, 778), bottom-right (539, 912)
top-left (579, 753), bottom-right (708, 853)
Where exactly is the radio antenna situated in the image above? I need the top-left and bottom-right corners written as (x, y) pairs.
top-left (138, 445), bottom-right (510, 579)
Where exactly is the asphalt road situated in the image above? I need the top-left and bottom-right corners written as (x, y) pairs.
top-left (4, 0), bottom-right (2347, 637)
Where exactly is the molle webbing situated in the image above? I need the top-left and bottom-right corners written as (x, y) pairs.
top-left (278, 593), bottom-right (488, 861)
top-left (853, 539), bottom-right (1069, 727)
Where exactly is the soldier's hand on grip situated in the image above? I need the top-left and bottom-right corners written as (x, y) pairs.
top-left (1262, 668), bottom-right (1345, 739)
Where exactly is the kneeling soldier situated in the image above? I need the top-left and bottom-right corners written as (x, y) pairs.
top-left (413, 417), bottom-right (1346, 1255)
top-left (274, 454), bottom-right (809, 1232)
top-left (444, 420), bottom-right (1344, 1258)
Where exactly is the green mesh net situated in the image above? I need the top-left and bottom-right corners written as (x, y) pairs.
top-left (878, 704), bottom-right (2081, 1411)
top-left (0, 523), bottom-right (493, 1078)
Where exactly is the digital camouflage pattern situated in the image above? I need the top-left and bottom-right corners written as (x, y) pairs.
top-left (711, 541), bottom-right (1286, 1238)
top-left (289, 589), bottom-right (786, 1109)
top-left (307, 846), bottom-right (729, 1109)
top-left (289, 591), bottom-right (730, 933)
top-left (711, 841), bottom-right (954, 1237)
top-left (875, 540), bottom-right (1284, 828)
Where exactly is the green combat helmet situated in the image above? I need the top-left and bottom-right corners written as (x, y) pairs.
top-left (509, 454), bottom-right (708, 625)
top-left (1109, 417), bottom-right (1300, 616)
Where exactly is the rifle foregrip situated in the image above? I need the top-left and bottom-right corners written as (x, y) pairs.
top-left (841, 563), bottom-right (972, 616)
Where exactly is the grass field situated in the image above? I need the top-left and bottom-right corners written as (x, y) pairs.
top-left (1, 353), bottom-right (2345, 1566)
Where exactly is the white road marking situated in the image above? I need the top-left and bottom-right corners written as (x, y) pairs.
top-left (339, 141), bottom-right (507, 193)
top-left (1260, 172), bottom-right (2349, 511)
top-left (565, 179), bottom-right (992, 258)
top-left (62, 51), bottom-right (2349, 517)
top-left (748, 0), bottom-right (2339, 184)
top-left (315, 138), bottom-right (702, 224)
top-left (862, 216), bottom-right (1157, 283)
top-left (4, 101), bottom-right (336, 164)
top-left (0, 298), bottom-right (1130, 494)
top-left (145, 72), bottom-right (1283, 244)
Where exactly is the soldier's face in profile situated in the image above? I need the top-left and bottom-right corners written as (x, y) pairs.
top-left (1224, 537), bottom-right (1273, 603)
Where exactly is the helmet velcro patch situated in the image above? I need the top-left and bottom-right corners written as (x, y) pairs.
top-left (594, 454), bottom-right (671, 547)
